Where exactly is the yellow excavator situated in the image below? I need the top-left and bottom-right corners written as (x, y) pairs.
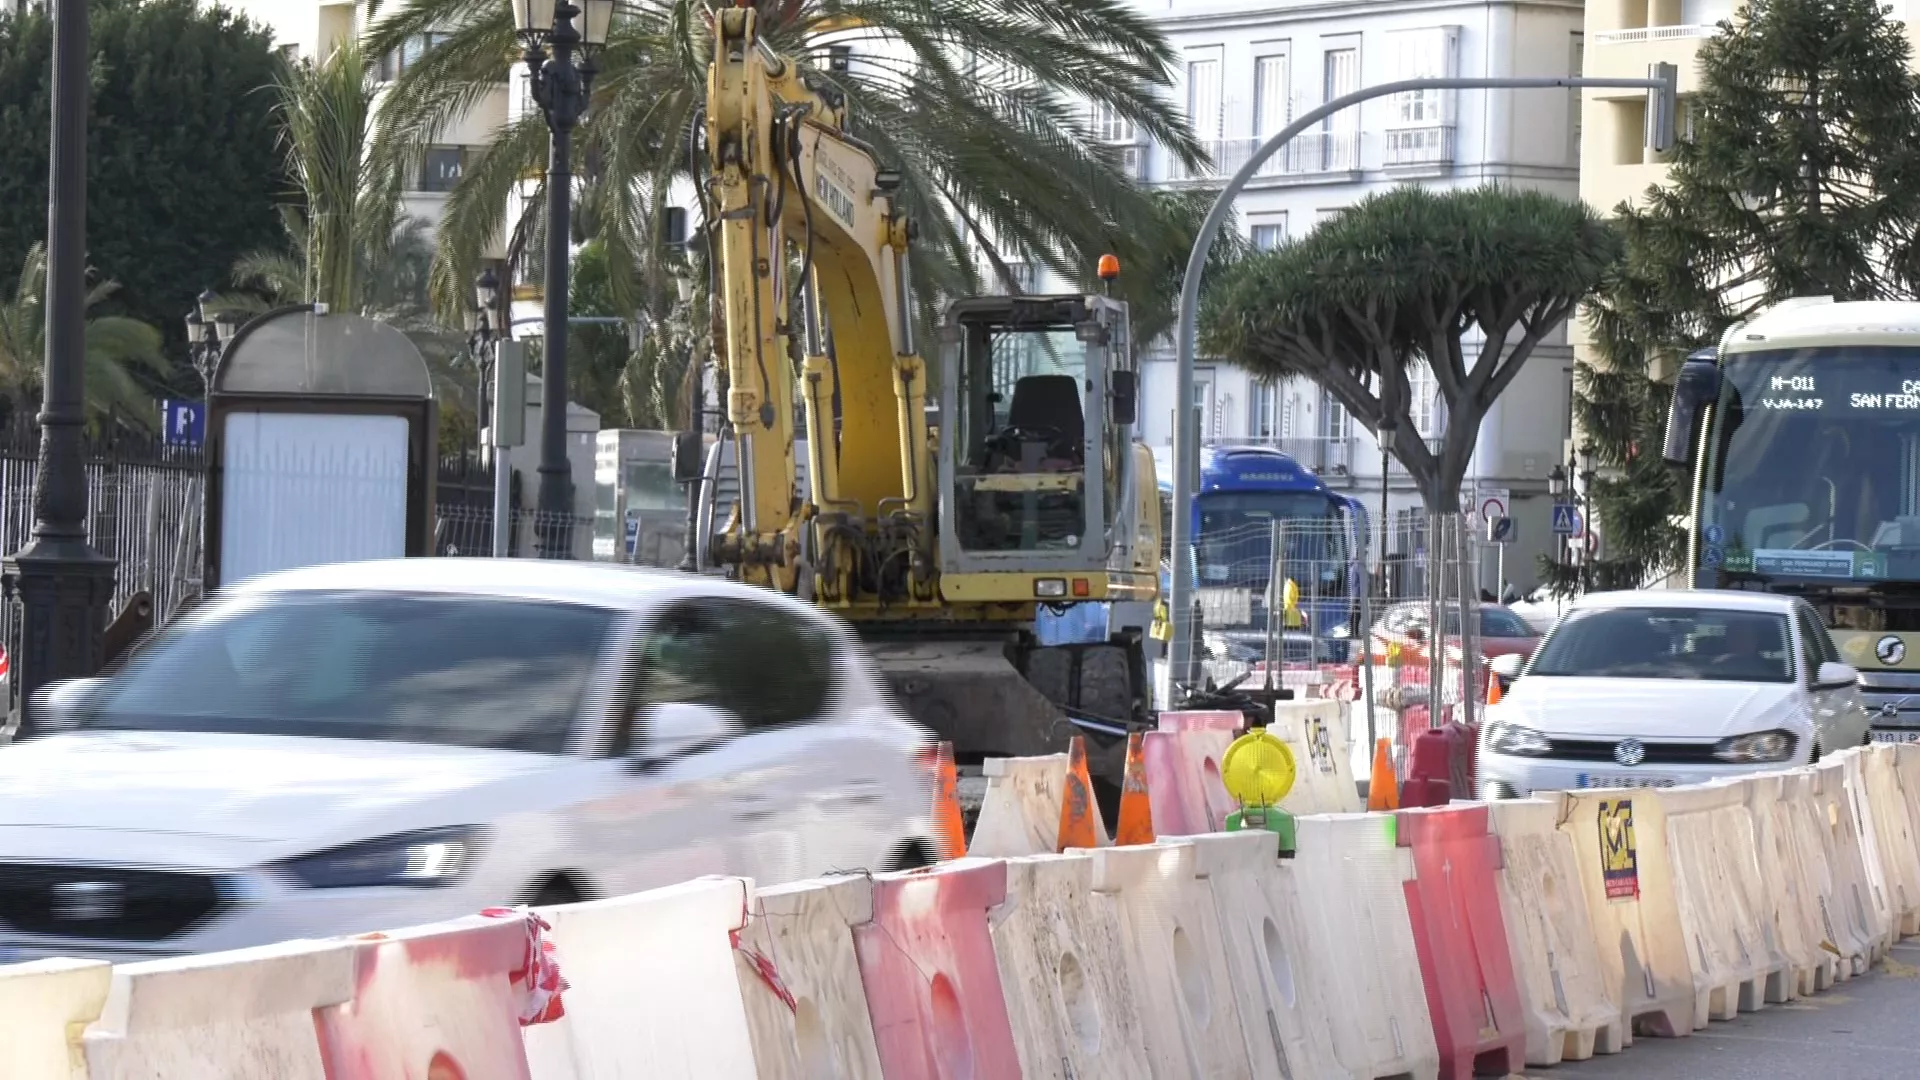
top-left (677, 4), bottom-right (1163, 792)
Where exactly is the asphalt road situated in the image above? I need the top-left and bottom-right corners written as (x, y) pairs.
top-left (1537, 940), bottom-right (1920, 1079)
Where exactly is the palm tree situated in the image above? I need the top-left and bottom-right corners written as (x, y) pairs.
top-left (0, 244), bottom-right (167, 429)
top-left (262, 38), bottom-right (398, 313)
top-left (363, 0), bottom-right (1207, 325)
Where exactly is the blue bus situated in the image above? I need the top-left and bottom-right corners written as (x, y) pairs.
top-left (1154, 445), bottom-right (1368, 668)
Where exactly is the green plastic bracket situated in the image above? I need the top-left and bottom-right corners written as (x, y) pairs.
top-left (1226, 805), bottom-right (1296, 855)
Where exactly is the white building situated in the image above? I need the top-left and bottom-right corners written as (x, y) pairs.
top-left (213, 0), bottom-right (509, 260)
top-left (1079, 0), bottom-right (1588, 593)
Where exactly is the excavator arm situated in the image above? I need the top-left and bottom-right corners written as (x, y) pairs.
top-left (704, 6), bottom-right (933, 598)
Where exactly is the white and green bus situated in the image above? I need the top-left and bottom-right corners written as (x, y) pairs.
top-left (1665, 297), bottom-right (1920, 739)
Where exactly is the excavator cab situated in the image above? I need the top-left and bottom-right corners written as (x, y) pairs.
top-left (935, 293), bottom-right (1138, 597)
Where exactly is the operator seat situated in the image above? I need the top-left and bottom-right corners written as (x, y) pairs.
top-left (1006, 374), bottom-right (1085, 462)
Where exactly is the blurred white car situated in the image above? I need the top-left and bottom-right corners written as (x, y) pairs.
top-left (1479, 589), bottom-right (1871, 799)
top-left (0, 559), bottom-right (939, 962)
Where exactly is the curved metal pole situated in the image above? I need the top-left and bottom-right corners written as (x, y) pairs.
top-left (1167, 73), bottom-right (1676, 693)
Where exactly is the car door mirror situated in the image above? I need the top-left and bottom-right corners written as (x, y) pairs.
top-left (634, 701), bottom-right (741, 767)
top-left (670, 431), bottom-right (704, 484)
top-left (1816, 661), bottom-right (1860, 689)
top-left (1488, 653), bottom-right (1525, 681)
top-left (30, 677), bottom-right (105, 736)
top-left (1109, 370), bottom-right (1138, 426)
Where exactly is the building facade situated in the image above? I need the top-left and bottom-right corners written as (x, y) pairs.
top-left (213, 0), bottom-right (510, 259)
top-left (1074, 0), bottom-right (1589, 594)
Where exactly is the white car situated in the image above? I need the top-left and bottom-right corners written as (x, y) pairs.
top-left (0, 559), bottom-right (940, 963)
top-left (1479, 589), bottom-right (1871, 799)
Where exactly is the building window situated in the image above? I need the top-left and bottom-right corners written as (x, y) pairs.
top-left (1253, 52), bottom-right (1291, 137)
top-left (1186, 50), bottom-right (1224, 143)
top-left (663, 206), bottom-right (688, 250)
top-left (381, 32), bottom-right (452, 82)
top-left (1569, 32), bottom-right (1585, 163)
top-left (1250, 216), bottom-right (1288, 250)
top-left (277, 43), bottom-right (301, 62)
top-left (1321, 46), bottom-right (1359, 169)
top-left (1250, 382), bottom-right (1278, 440)
top-left (1319, 386), bottom-right (1350, 441)
top-left (1090, 101), bottom-right (1136, 144)
top-left (1408, 361), bottom-right (1441, 438)
top-left (416, 146), bottom-right (477, 193)
top-left (1388, 28), bottom-right (1458, 126)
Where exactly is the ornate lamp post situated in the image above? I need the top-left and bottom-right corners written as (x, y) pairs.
top-left (465, 268), bottom-right (502, 457)
top-left (184, 290), bottom-right (236, 400)
top-left (6, 0), bottom-right (116, 731)
top-left (510, 0), bottom-right (612, 558)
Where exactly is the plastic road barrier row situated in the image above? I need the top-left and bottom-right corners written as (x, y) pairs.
top-left (13, 745), bottom-right (1920, 1079)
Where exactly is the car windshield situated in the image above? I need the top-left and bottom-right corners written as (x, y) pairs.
top-left (84, 590), bottom-right (618, 752)
top-left (1527, 606), bottom-right (1793, 683)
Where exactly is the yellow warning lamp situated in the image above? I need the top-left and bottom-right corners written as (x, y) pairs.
top-left (1221, 727), bottom-right (1298, 852)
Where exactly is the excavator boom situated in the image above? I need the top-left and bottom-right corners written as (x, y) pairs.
top-left (690, 6), bottom-right (1161, 788)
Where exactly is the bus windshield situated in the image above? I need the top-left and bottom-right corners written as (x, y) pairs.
top-left (1700, 345), bottom-right (1920, 584)
top-left (1194, 491), bottom-right (1350, 591)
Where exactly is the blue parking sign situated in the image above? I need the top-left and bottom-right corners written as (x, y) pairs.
top-left (161, 399), bottom-right (205, 448)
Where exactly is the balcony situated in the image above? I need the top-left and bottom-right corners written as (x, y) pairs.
top-left (1383, 125), bottom-right (1456, 170)
top-left (1170, 131), bottom-right (1363, 183)
top-left (1592, 23), bottom-right (1719, 43)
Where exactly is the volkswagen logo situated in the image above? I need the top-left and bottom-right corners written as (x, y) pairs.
top-left (1877, 635), bottom-right (1907, 666)
top-left (1614, 739), bottom-right (1647, 767)
top-left (49, 881), bottom-right (125, 922)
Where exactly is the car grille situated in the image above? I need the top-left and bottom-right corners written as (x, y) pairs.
top-left (1545, 738), bottom-right (1727, 765)
top-left (0, 863), bottom-right (225, 941)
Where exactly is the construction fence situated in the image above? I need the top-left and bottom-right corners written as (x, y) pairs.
top-left (1169, 510), bottom-right (1491, 779)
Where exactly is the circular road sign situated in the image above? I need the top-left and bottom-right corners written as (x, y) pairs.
top-left (1479, 496), bottom-right (1507, 521)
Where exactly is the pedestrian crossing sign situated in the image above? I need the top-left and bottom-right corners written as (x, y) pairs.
top-left (1552, 503), bottom-right (1583, 537)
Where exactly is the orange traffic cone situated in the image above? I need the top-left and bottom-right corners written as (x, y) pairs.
top-left (1057, 736), bottom-right (1101, 851)
top-left (1115, 731), bottom-right (1156, 846)
top-left (1486, 673), bottom-right (1504, 705)
top-left (1367, 737), bottom-right (1400, 811)
top-left (932, 741), bottom-right (968, 860)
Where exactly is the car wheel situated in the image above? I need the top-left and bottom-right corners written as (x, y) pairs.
top-left (883, 840), bottom-right (937, 871)
top-left (524, 874), bottom-right (586, 907)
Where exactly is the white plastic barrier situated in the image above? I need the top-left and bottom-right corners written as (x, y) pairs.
top-left (1813, 756), bottom-right (1893, 971)
top-left (988, 853), bottom-right (1149, 1079)
top-left (1741, 771), bottom-right (1835, 998)
top-left (1658, 779), bottom-right (1778, 1021)
top-left (1555, 789), bottom-right (1696, 1041)
top-left (1087, 841), bottom-right (1255, 1079)
top-left (1850, 748), bottom-right (1920, 939)
top-left (1486, 798), bottom-right (1621, 1065)
top-left (1288, 813), bottom-right (1441, 1079)
top-left (1269, 700), bottom-right (1364, 815)
top-left (732, 875), bottom-right (885, 1080)
top-left (0, 958), bottom-right (111, 1080)
top-left (524, 877), bottom-right (757, 1080)
top-left (970, 753), bottom-right (1110, 857)
top-left (82, 939), bottom-right (355, 1080)
top-left (1778, 766), bottom-right (1867, 984)
top-left (1185, 831), bottom-right (1347, 1078)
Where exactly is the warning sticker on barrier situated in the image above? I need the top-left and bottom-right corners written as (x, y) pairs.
top-left (1599, 799), bottom-right (1639, 901)
top-left (1305, 716), bottom-right (1336, 775)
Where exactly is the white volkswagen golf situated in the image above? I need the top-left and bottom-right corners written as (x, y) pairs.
top-left (1479, 589), bottom-right (1872, 799)
top-left (0, 559), bottom-right (940, 962)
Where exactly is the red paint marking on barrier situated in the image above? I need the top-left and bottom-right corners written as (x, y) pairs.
top-left (731, 928), bottom-right (799, 1013)
top-left (427, 1051), bottom-right (467, 1080)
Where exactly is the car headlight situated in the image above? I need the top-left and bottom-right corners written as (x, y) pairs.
top-left (278, 827), bottom-right (481, 889)
top-left (1484, 720), bottom-right (1552, 757)
top-left (1713, 730), bottom-right (1796, 764)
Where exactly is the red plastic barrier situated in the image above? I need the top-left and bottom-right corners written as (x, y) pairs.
top-left (1397, 804), bottom-right (1526, 1079)
top-left (1402, 722), bottom-right (1477, 806)
top-left (853, 859), bottom-right (1022, 1080)
top-left (1156, 709), bottom-right (1242, 733)
top-left (314, 914), bottom-right (539, 1080)
top-left (1142, 728), bottom-right (1235, 836)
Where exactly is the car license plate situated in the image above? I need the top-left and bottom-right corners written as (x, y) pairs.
top-left (1577, 773), bottom-right (1677, 789)
top-left (1871, 730), bottom-right (1920, 744)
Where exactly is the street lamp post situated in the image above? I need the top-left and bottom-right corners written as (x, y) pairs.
top-left (184, 290), bottom-right (236, 401)
top-left (512, 0), bottom-right (611, 559)
top-left (5, 0), bottom-right (116, 732)
top-left (1577, 441), bottom-right (1597, 593)
top-left (669, 270), bottom-right (705, 572)
top-left (466, 268), bottom-right (501, 458)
